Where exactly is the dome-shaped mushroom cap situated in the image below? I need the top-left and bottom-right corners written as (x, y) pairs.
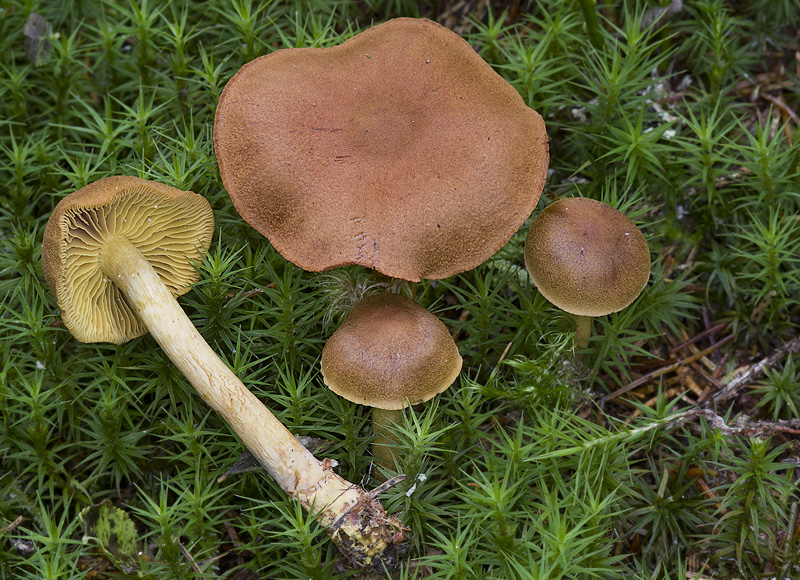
top-left (214, 17), bottom-right (549, 282)
top-left (524, 198), bottom-right (650, 317)
top-left (320, 293), bottom-right (462, 410)
top-left (42, 176), bottom-right (215, 344)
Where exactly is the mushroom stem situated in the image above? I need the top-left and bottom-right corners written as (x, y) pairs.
top-left (573, 314), bottom-right (592, 353)
top-left (371, 407), bottom-right (402, 472)
top-left (98, 235), bottom-right (403, 566)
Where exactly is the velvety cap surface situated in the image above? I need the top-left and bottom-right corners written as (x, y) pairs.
top-left (320, 293), bottom-right (462, 410)
top-left (42, 176), bottom-right (215, 344)
top-left (524, 198), bottom-right (650, 317)
top-left (214, 17), bottom-right (548, 282)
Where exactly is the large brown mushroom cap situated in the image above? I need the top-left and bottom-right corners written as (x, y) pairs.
top-left (42, 176), bottom-right (215, 344)
top-left (321, 293), bottom-right (462, 410)
top-left (214, 17), bottom-right (548, 282)
top-left (524, 198), bottom-right (650, 317)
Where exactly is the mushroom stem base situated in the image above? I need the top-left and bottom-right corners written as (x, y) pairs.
top-left (372, 407), bottom-right (403, 474)
top-left (98, 235), bottom-right (405, 567)
top-left (573, 315), bottom-right (592, 355)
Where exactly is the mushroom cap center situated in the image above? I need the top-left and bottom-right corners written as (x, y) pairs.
top-left (348, 100), bottom-right (426, 157)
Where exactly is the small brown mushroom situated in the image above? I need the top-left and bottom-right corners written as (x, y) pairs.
top-left (524, 197), bottom-right (650, 350)
top-left (321, 293), bottom-right (462, 470)
top-left (214, 17), bottom-right (548, 282)
top-left (42, 176), bottom-right (403, 568)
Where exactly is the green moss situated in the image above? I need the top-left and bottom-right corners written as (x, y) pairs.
top-left (1, 1), bottom-right (798, 578)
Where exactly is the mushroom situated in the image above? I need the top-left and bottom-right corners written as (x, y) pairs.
top-left (320, 292), bottom-right (462, 470)
top-left (213, 17), bottom-right (549, 282)
top-left (42, 176), bottom-right (404, 568)
top-left (523, 197), bottom-right (650, 351)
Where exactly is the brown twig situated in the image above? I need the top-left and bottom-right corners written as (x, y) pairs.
top-left (368, 474), bottom-right (408, 500)
top-left (669, 323), bottom-right (728, 355)
top-left (496, 341), bottom-right (513, 366)
top-left (688, 465), bottom-right (724, 513)
top-left (690, 364), bottom-right (724, 403)
top-left (705, 335), bottom-right (800, 407)
top-left (630, 385), bottom-right (693, 419)
top-left (179, 543), bottom-right (203, 574)
top-left (682, 371), bottom-right (705, 398)
top-left (642, 407), bottom-right (800, 440)
top-left (759, 93), bottom-right (800, 127)
top-left (450, 308), bottom-right (472, 342)
top-left (603, 334), bottom-right (734, 403)
top-left (0, 516), bottom-right (23, 535)
top-left (689, 409), bottom-right (800, 437)
top-left (225, 286), bottom-right (270, 300)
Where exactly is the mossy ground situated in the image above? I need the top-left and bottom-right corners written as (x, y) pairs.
top-left (1, 1), bottom-right (799, 578)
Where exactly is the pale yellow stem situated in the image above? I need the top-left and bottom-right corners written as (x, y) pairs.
top-left (98, 236), bottom-right (401, 566)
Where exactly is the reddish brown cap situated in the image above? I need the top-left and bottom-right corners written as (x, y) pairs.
top-left (524, 198), bottom-right (650, 317)
top-left (214, 17), bottom-right (548, 282)
top-left (320, 293), bottom-right (462, 410)
top-left (42, 176), bottom-right (214, 344)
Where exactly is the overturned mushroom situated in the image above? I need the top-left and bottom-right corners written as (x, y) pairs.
top-left (42, 176), bottom-right (404, 568)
